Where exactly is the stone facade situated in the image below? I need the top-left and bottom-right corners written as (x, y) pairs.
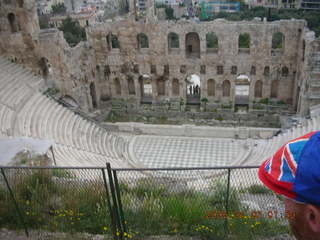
top-left (0, 0), bottom-right (319, 116)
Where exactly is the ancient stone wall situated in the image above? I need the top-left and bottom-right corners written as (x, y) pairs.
top-left (88, 18), bottom-right (307, 109)
top-left (0, 0), bottom-right (318, 116)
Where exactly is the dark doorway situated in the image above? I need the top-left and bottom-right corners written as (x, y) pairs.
top-left (90, 82), bottom-right (97, 108)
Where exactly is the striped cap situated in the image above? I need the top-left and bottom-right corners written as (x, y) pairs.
top-left (259, 131), bottom-right (320, 205)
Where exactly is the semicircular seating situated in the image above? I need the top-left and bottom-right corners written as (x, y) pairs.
top-left (0, 57), bottom-right (131, 168)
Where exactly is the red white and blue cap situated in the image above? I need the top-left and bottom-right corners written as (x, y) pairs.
top-left (259, 131), bottom-right (320, 206)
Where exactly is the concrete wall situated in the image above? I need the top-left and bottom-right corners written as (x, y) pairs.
top-left (106, 122), bottom-right (278, 139)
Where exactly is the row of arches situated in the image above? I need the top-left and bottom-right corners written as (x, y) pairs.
top-left (105, 31), bottom-right (285, 55)
top-left (111, 77), bottom-right (280, 99)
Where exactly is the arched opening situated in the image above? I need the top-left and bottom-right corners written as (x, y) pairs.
top-left (38, 57), bottom-right (50, 78)
top-left (185, 32), bottom-right (200, 58)
top-left (270, 80), bottom-right (279, 98)
top-left (206, 32), bottom-right (218, 52)
top-left (157, 77), bottom-right (166, 96)
top-left (282, 66), bottom-right (289, 77)
top-left (250, 66), bottom-right (256, 75)
top-left (127, 76), bottom-right (135, 95)
top-left (207, 79), bottom-right (215, 96)
top-left (254, 80), bottom-right (263, 98)
top-left (137, 33), bottom-right (149, 49)
top-left (90, 82), bottom-right (97, 108)
top-left (168, 32), bottom-right (179, 52)
top-left (7, 13), bottom-right (18, 33)
top-left (114, 78), bottom-right (121, 95)
top-left (302, 40), bottom-right (306, 62)
top-left (106, 34), bottom-right (120, 49)
top-left (238, 33), bottom-right (250, 53)
top-left (139, 75), bottom-right (152, 103)
top-left (272, 32), bottom-right (285, 49)
top-left (186, 74), bottom-right (200, 104)
top-left (222, 80), bottom-right (231, 97)
top-left (264, 66), bottom-right (270, 76)
top-left (172, 78), bottom-right (179, 96)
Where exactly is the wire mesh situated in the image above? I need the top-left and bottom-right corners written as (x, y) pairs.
top-left (0, 167), bottom-right (112, 238)
top-left (0, 166), bottom-right (292, 240)
top-left (115, 167), bottom-right (291, 240)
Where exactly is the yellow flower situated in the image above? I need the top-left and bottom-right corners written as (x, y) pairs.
top-left (103, 226), bottom-right (108, 231)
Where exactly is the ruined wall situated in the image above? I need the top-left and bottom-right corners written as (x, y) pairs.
top-left (88, 18), bottom-right (307, 108)
top-left (0, 0), bottom-right (318, 115)
top-left (297, 31), bottom-right (320, 116)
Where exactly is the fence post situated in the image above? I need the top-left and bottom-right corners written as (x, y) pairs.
top-left (0, 168), bottom-right (29, 237)
top-left (101, 168), bottom-right (119, 240)
top-left (113, 169), bottom-right (127, 233)
top-left (106, 163), bottom-right (123, 240)
top-left (224, 168), bottom-right (231, 237)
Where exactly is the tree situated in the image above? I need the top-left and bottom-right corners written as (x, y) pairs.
top-left (58, 17), bottom-right (86, 47)
top-left (51, 3), bottom-right (66, 15)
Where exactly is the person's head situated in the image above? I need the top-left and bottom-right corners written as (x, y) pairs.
top-left (259, 131), bottom-right (320, 240)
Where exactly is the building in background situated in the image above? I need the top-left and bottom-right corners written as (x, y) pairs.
top-left (37, 0), bottom-right (64, 15)
top-left (248, 0), bottom-right (320, 10)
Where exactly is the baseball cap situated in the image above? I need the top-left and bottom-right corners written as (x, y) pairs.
top-left (258, 131), bottom-right (320, 206)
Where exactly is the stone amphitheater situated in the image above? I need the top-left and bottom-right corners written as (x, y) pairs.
top-left (0, 56), bottom-right (319, 171)
top-left (0, 0), bottom-right (320, 171)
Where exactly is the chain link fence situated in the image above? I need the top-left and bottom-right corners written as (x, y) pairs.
top-left (0, 165), bottom-right (292, 240)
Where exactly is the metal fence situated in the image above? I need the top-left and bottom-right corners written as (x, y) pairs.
top-left (0, 164), bottom-right (291, 240)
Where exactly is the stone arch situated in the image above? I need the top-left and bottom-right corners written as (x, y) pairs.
top-left (250, 66), bottom-right (256, 75)
top-left (185, 32), bottom-right (200, 58)
top-left (89, 82), bottom-right (97, 108)
top-left (282, 66), bottom-right (289, 77)
top-left (157, 76), bottom-right (165, 96)
top-left (137, 33), bottom-right (149, 49)
top-left (172, 78), bottom-right (179, 96)
top-left (272, 32), bottom-right (285, 49)
top-left (207, 79), bottom-right (215, 96)
top-left (254, 80), bottom-right (263, 98)
top-left (238, 33), bottom-right (250, 49)
top-left (127, 76), bottom-right (135, 95)
top-left (139, 75), bottom-right (152, 102)
top-left (222, 80), bottom-right (231, 97)
top-left (270, 80), bottom-right (279, 98)
top-left (38, 57), bottom-right (50, 78)
top-left (114, 78), bottom-right (121, 95)
top-left (206, 32), bottom-right (218, 51)
top-left (106, 33), bottom-right (120, 49)
top-left (168, 32), bottom-right (179, 50)
top-left (7, 13), bottom-right (18, 33)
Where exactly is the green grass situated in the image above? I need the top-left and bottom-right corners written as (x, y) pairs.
top-left (244, 184), bottom-right (273, 195)
top-left (0, 171), bottom-right (290, 240)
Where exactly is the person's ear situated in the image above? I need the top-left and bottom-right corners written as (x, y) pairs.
top-left (305, 204), bottom-right (320, 233)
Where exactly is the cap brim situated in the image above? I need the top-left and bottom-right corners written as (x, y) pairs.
top-left (258, 158), bottom-right (296, 200)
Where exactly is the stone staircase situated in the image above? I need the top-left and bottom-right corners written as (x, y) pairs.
top-left (0, 57), bottom-right (131, 168)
